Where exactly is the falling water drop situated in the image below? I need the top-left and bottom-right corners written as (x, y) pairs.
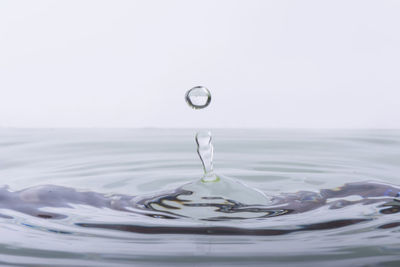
top-left (185, 86), bottom-right (211, 109)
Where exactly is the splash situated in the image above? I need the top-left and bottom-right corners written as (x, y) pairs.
top-left (152, 86), bottom-right (271, 219)
top-left (133, 128), bottom-right (273, 220)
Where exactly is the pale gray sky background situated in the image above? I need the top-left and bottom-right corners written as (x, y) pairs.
top-left (0, 0), bottom-right (399, 128)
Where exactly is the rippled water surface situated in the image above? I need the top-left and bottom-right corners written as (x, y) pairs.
top-left (0, 129), bottom-right (400, 266)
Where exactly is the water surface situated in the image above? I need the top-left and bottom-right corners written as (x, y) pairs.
top-left (0, 129), bottom-right (399, 266)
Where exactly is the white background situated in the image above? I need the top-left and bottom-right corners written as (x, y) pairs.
top-left (1, 0), bottom-right (399, 128)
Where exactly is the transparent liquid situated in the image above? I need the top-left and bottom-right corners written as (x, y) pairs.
top-left (0, 129), bottom-right (399, 266)
top-left (185, 86), bottom-right (212, 109)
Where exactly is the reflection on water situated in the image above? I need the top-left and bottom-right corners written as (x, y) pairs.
top-left (1, 180), bottom-right (398, 223)
top-left (80, 192), bottom-right (400, 235)
top-left (0, 129), bottom-right (400, 266)
top-left (76, 218), bottom-right (370, 236)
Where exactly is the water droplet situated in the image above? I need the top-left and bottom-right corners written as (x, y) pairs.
top-left (185, 86), bottom-right (211, 109)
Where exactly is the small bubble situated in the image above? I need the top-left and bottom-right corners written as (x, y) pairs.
top-left (185, 86), bottom-right (211, 109)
